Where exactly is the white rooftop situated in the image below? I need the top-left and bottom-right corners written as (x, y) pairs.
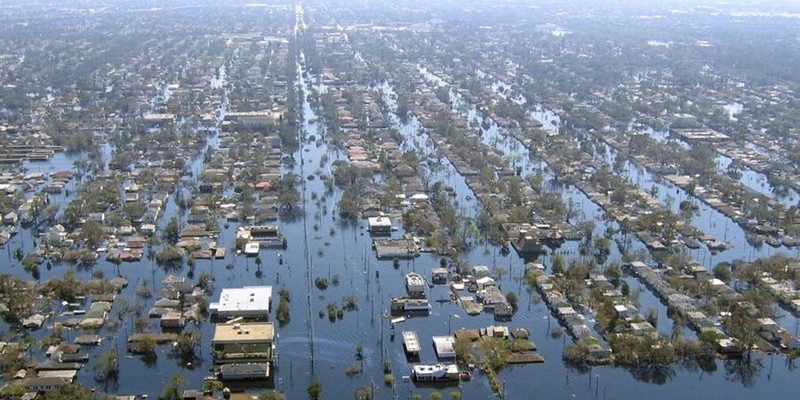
top-left (367, 216), bottom-right (392, 227)
top-left (432, 336), bottom-right (456, 358)
top-left (210, 286), bottom-right (273, 316)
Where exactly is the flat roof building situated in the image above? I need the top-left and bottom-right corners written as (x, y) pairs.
top-left (219, 363), bottom-right (270, 380)
top-left (432, 336), bottom-right (456, 359)
top-left (367, 216), bottom-right (392, 235)
top-left (212, 322), bottom-right (275, 365)
top-left (210, 286), bottom-right (272, 320)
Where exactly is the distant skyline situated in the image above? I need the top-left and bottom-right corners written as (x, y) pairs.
top-left (0, 0), bottom-right (798, 12)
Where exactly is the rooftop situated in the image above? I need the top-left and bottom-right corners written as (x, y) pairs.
top-left (213, 322), bottom-right (275, 343)
top-left (432, 335), bottom-right (456, 358)
top-left (367, 216), bottom-right (392, 227)
top-left (210, 286), bottom-right (273, 316)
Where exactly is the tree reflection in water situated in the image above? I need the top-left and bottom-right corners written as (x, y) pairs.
top-left (724, 356), bottom-right (763, 388)
top-left (630, 362), bottom-right (676, 385)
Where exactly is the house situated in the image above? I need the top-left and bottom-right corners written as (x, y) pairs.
top-left (160, 311), bottom-right (185, 329)
top-left (367, 216), bottom-right (392, 235)
top-left (393, 164), bottom-right (415, 178)
top-left (182, 389), bottom-right (200, 399)
top-left (569, 324), bottom-right (593, 338)
top-left (556, 307), bottom-right (582, 325)
top-left (614, 304), bottom-right (638, 319)
top-left (209, 286), bottom-right (273, 320)
top-left (143, 113), bottom-right (176, 127)
top-left (524, 263), bottom-right (546, 273)
top-left (226, 110), bottom-right (283, 128)
top-left (87, 212), bottom-right (105, 223)
top-left (431, 268), bottom-right (448, 284)
top-left (475, 276), bottom-right (496, 291)
top-left (717, 338), bottom-right (741, 354)
top-left (668, 293), bottom-right (695, 309)
top-left (757, 318), bottom-right (780, 334)
top-left (483, 325), bottom-right (510, 339)
top-left (43, 225), bottom-right (67, 247)
top-left (477, 287), bottom-right (505, 304)
top-left (22, 314), bottom-right (46, 330)
top-left (471, 265), bottom-right (490, 278)
top-left (590, 273), bottom-right (613, 289)
top-left (588, 344), bottom-right (613, 360)
top-left (21, 377), bottom-right (71, 393)
top-left (630, 321), bottom-right (656, 336)
top-left (4, 211), bottom-right (18, 225)
top-left (74, 335), bottom-right (101, 346)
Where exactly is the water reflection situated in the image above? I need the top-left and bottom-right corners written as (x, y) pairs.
top-left (724, 356), bottom-right (764, 388)
top-left (630, 362), bottom-right (677, 385)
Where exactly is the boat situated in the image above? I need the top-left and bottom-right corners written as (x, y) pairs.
top-left (411, 363), bottom-right (460, 382)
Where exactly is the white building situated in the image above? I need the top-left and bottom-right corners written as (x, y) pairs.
top-left (210, 286), bottom-right (273, 320)
top-left (405, 273), bottom-right (426, 298)
top-left (432, 336), bottom-right (456, 359)
top-left (475, 276), bottom-right (496, 291)
top-left (367, 216), bottom-right (392, 235)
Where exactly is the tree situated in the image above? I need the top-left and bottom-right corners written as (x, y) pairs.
top-left (551, 253), bottom-right (565, 275)
top-left (277, 288), bottom-right (291, 326)
top-left (277, 173), bottom-right (301, 211)
top-left (173, 331), bottom-right (201, 361)
top-left (307, 381), bottom-right (322, 400)
top-left (134, 317), bottom-right (149, 333)
top-left (713, 262), bottom-right (732, 283)
top-left (260, 391), bottom-right (287, 400)
top-left (156, 245), bottom-right (184, 267)
top-left (356, 343), bottom-right (364, 360)
top-left (39, 383), bottom-right (93, 400)
top-left (621, 281), bottom-right (630, 297)
top-left (505, 291), bottom-right (519, 310)
top-left (726, 305), bottom-right (760, 359)
top-left (94, 346), bottom-right (119, 385)
top-left (606, 263), bottom-right (622, 282)
top-left (563, 198), bottom-right (579, 224)
top-left (80, 220), bottom-right (104, 249)
top-left (355, 386), bottom-right (373, 400)
top-left (646, 307), bottom-right (659, 328)
top-left (162, 217), bottom-right (180, 245)
top-left (160, 374), bottom-right (186, 400)
top-left (138, 336), bottom-right (157, 356)
top-left (202, 379), bottom-right (225, 394)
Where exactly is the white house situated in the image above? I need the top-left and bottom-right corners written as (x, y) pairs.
top-left (475, 276), bottom-right (496, 291)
